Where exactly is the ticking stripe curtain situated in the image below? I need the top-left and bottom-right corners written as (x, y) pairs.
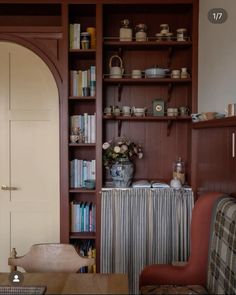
top-left (101, 188), bottom-right (194, 294)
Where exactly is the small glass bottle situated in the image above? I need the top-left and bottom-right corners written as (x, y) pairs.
top-left (120, 19), bottom-right (132, 41)
top-left (81, 32), bottom-right (90, 49)
top-left (135, 24), bottom-right (147, 41)
top-left (173, 157), bottom-right (185, 184)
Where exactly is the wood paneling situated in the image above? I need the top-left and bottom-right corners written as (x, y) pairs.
top-left (191, 117), bottom-right (236, 198)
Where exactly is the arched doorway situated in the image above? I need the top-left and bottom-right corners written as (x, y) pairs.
top-left (0, 41), bottom-right (60, 271)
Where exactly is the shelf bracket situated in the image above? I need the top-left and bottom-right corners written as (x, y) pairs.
top-left (118, 120), bottom-right (122, 137)
top-left (167, 119), bottom-right (173, 136)
top-left (167, 47), bottom-right (173, 67)
top-left (118, 83), bottom-right (123, 102)
top-left (118, 47), bottom-right (123, 57)
top-left (167, 83), bottom-right (173, 102)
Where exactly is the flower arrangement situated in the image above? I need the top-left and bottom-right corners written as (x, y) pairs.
top-left (102, 137), bottom-right (143, 168)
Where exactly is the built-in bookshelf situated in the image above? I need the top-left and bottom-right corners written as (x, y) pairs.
top-left (68, 3), bottom-right (97, 267)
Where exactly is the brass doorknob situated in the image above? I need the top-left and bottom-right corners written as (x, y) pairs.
top-left (1, 185), bottom-right (18, 191)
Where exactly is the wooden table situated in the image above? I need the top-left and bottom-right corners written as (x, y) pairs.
top-left (0, 273), bottom-right (129, 294)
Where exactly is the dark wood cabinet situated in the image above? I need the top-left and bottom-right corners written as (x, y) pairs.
top-left (191, 117), bottom-right (236, 197)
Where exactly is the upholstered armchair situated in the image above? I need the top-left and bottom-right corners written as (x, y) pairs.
top-left (139, 192), bottom-right (236, 294)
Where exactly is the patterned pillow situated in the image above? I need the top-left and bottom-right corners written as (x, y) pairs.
top-left (207, 197), bottom-right (236, 294)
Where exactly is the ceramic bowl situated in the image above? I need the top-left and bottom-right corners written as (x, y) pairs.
top-left (84, 179), bottom-right (95, 190)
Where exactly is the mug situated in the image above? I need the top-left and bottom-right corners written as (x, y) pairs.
top-left (132, 107), bottom-right (146, 117)
top-left (104, 107), bottom-right (112, 116)
top-left (70, 134), bottom-right (79, 143)
top-left (228, 103), bottom-right (236, 117)
top-left (181, 67), bottom-right (188, 79)
top-left (122, 106), bottom-right (131, 116)
top-left (179, 106), bottom-right (189, 116)
top-left (171, 70), bottom-right (180, 79)
top-left (113, 107), bottom-right (121, 116)
top-left (167, 107), bottom-right (178, 116)
top-left (131, 70), bottom-right (142, 79)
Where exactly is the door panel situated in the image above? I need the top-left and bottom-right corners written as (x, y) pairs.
top-left (0, 41), bottom-right (60, 271)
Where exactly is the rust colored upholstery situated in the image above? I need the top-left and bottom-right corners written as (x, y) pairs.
top-left (139, 192), bottom-right (226, 288)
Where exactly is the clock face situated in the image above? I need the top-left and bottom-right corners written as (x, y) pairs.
top-left (153, 100), bottom-right (165, 116)
top-left (156, 105), bottom-right (163, 112)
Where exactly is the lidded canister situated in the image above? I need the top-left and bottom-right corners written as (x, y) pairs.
top-left (86, 27), bottom-right (96, 49)
top-left (176, 28), bottom-right (187, 41)
top-left (120, 19), bottom-right (132, 41)
top-left (173, 157), bottom-right (185, 184)
top-left (135, 24), bottom-right (147, 41)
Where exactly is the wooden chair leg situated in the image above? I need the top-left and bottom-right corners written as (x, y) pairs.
top-left (10, 248), bottom-right (17, 272)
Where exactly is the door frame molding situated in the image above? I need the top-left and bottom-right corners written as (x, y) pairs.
top-left (0, 34), bottom-right (68, 242)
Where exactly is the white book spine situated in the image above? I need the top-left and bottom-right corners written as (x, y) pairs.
top-left (75, 203), bottom-right (81, 232)
top-left (91, 114), bottom-right (95, 143)
top-left (74, 23), bottom-right (81, 49)
top-left (88, 115), bottom-right (91, 143)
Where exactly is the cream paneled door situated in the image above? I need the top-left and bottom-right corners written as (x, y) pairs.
top-left (0, 42), bottom-right (60, 271)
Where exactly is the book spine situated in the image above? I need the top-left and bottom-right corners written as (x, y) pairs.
top-left (69, 24), bottom-right (74, 49)
top-left (90, 66), bottom-right (96, 97)
top-left (74, 23), bottom-right (81, 49)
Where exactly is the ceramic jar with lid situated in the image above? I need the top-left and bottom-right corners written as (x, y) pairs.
top-left (176, 28), bottom-right (187, 41)
top-left (135, 24), bottom-right (147, 41)
top-left (120, 19), bottom-right (132, 41)
top-left (160, 24), bottom-right (169, 35)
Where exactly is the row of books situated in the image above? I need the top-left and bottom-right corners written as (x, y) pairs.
top-left (70, 66), bottom-right (96, 97)
top-left (71, 201), bottom-right (96, 233)
top-left (73, 240), bottom-right (96, 273)
top-left (70, 159), bottom-right (96, 188)
top-left (70, 114), bottom-right (96, 144)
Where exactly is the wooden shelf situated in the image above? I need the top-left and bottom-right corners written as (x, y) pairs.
top-left (103, 40), bottom-right (192, 49)
top-left (69, 143), bottom-right (96, 147)
top-left (70, 232), bottom-right (96, 240)
top-left (192, 116), bottom-right (236, 129)
top-left (69, 188), bottom-right (96, 193)
top-left (103, 78), bottom-right (192, 84)
top-left (69, 96), bottom-right (96, 101)
top-left (103, 115), bottom-right (191, 121)
top-left (69, 49), bottom-right (96, 53)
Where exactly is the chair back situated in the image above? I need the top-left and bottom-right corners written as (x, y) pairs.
top-left (207, 197), bottom-right (236, 294)
top-left (8, 243), bottom-right (95, 272)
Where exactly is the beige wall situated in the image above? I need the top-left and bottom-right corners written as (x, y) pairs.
top-left (198, 0), bottom-right (236, 113)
